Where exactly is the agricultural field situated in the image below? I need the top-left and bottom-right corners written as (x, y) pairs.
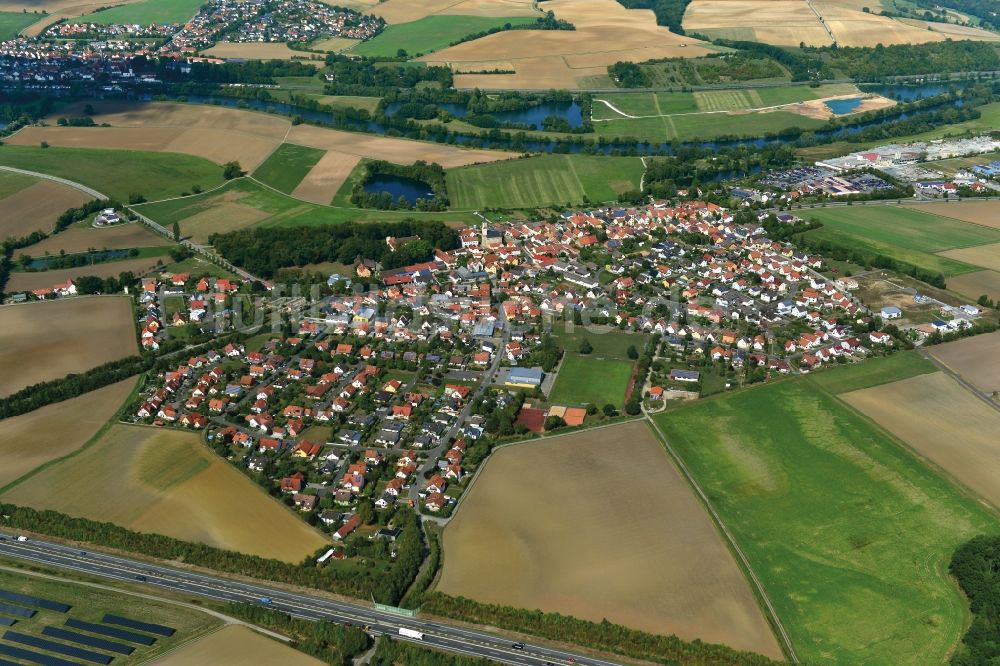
top-left (446, 155), bottom-right (643, 209)
top-left (24, 222), bottom-right (172, 256)
top-left (947, 269), bottom-right (1000, 303)
top-left (0, 378), bottom-right (137, 490)
top-left (0, 296), bottom-right (137, 398)
top-left (154, 625), bottom-right (323, 666)
top-left (0, 168), bottom-right (35, 199)
top-left (927, 331), bottom-right (1000, 394)
top-left (308, 36), bottom-right (359, 52)
top-left (422, 0), bottom-right (715, 90)
top-left (2, 424), bottom-right (329, 563)
top-left (203, 42), bottom-right (323, 61)
top-left (0, 145), bottom-right (226, 202)
top-left (0, 176), bottom-right (90, 239)
top-left (0, 568), bottom-right (221, 664)
top-left (252, 143), bottom-right (326, 194)
top-left (0, 10), bottom-right (37, 38)
top-left (351, 15), bottom-right (537, 57)
top-left (5, 255), bottom-right (167, 292)
top-left (315, 95), bottom-right (381, 113)
top-left (594, 108), bottom-right (825, 142)
top-left (653, 365), bottom-right (1000, 665)
top-left (937, 241), bottom-right (1000, 272)
top-left (807, 349), bottom-right (935, 394)
top-left (72, 0), bottom-right (203, 24)
top-left (437, 421), bottom-right (783, 657)
top-left (291, 150), bottom-right (361, 205)
top-left (845, 371), bottom-right (1000, 508)
top-left (370, 0), bottom-right (539, 24)
top-left (906, 200), bottom-right (1000, 229)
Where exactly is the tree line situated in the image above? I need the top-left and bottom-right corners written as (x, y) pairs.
top-left (371, 638), bottom-right (492, 666)
top-left (350, 160), bottom-right (449, 211)
top-left (224, 603), bottom-right (370, 665)
top-left (613, 0), bottom-right (692, 34)
top-left (949, 535), bottom-right (1000, 665)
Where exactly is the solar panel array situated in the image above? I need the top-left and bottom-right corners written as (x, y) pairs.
top-left (0, 590), bottom-right (71, 613)
top-left (0, 642), bottom-right (80, 666)
top-left (0, 603), bottom-right (34, 619)
top-left (5, 631), bottom-right (112, 665)
top-left (42, 627), bottom-right (134, 656)
top-left (0, 619), bottom-right (15, 627)
top-left (64, 619), bottom-right (156, 646)
top-left (102, 615), bottom-right (175, 637)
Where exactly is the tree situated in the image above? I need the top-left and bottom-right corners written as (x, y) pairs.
top-left (223, 161), bottom-right (244, 180)
top-left (624, 396), bottom-right (641, 416)
top-left (602, 404), bottom-right (617, 417)
top-left (543, 416), bottom-right (566, 431)
top-left (578, 339), bottom-right (593, 354)
top-left (626, 345), bottom-right (639, 359)
top-left (172, 221), bottom-right (181, 242)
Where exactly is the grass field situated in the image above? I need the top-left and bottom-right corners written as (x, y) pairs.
top-left (0, 145), bottom-right (225, 202)
top-left (0, 568), bottom-right (221, 665)
top-left (0, 296), bottom-right (137, 398)
top-left (74, 0), bottom-right (202, 24)
top-left (594, 109), bottom-right (824, 142)
top-left (252, 143), bottom-right (326, 194)
top-left (548, 356), bottom-right (634, 408)
top-left (24, 222), bottom-right (172, 256)
top-left (437, 421), bottom-right (783, 656)
top-left (2, 424), bottom-right (329, 563)
top-left (0, 10), bottom-right (41, 38)
top-left (808, 349), bottom-right (936, 394)
top-left (845, 371), bottom-right (1000, 509)
top-left (0, 378), bottom-right (136, 490)
top-left (0, 179), bottom-right (91, 240)
top-left (156, 625), bottom-right (324, 666)
top-left (653, 367), bottom-right (1000, 664)
top-left (928, 331), bottom-right (1000, 394)
top-left (315, 95), bottom-right (382, 113)
top-left (0, 168), bottom-right (36, 199)
top-left (446, 155), bottom-right (644, 208)
top-left (907, 200), bottom-right (1000, 230)
top-left (351, 15), bottom-right (537, 57)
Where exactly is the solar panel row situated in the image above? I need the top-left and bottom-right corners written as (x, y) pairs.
top-left (0, 590), bottom-right (70, 613)
top-left (0, 658), bottom-right (20, 666)
top-left (102, 615), bottom-right (175, 637)
top-left (0, 619), bottom-right (14, 627)
top-left (5, 631), bottom-right (112, 665)
top-left (0, 642), bottom-right (80, 666)
top-left (0, 603), bottom-right (34, 619)
top-left (42, 627), bottom-right (134, 656)
top-left (65, 619), bottom-right (155, 646)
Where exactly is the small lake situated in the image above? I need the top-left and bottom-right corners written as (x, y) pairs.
top-left (364, 174), bottom-right (436, 206)
top-left (865, 83), bottom-right (951, 101)
top-left (825, 97), bottom-right (863, 115)
top-left (385, 101), bottom-right (583, 130)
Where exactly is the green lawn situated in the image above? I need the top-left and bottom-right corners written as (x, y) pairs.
top-left (74, 0), bottom-right (203, 24)
top-left (351, 15), bottom-right (537, 57)
top-left (252, 143), bottom-right (325, 194)
top-left (0, 169), bottom-right (37, 199)
top-left (653, 372), bottom-right (1000, 665)
top-left (594, 109), bottom-right (824, 142)
top-left (551, 327), bottom-right (647, 360)
top-left (808, 351), bottom-right (936, 394)
top-left (316, 95), bottom-right (382, 113)
top-left (0, 145), bottom-right (225, 202)
top-left (548, 355), bottom-right (634, 408)
top-left (0, 11), bottom-right (41, 39)
top-left (446, 155), bottom-right (644, 209)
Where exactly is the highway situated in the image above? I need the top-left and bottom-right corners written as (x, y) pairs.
top-left (0, 533), bottom-right (620, 666)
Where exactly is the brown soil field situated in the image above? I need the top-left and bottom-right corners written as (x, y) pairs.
top-left (1, 0), bottom-right (144, 36)
top-left (373, 0), bottom-right (537, 22)
top-left (203, 42), bottom-right (324, 62)
top-left (750, 25), bottom-right (832, 46)
top-left (0, 378), bottom-right (136, 489)
top-left (825, 18), bottom-right (945, 46)
top-left (946, 270), bottom-right (1000, 303)
top-left (0, 296), bottom-right (137, 397)
top-left (309, 36), bottom-right (359, 51)
top-left (5, 255), bottom-right (164, 292)
top-left (25, 222), bottom-right (171, 256)
top-left (0, 179), bottom-right (90, 239)
top-left (437, 420), bottom-right (783, 657)
top-left (927, 331), bottom-right (1000, 394)
top-left (180, 196), bottom-right (272, 244)
top-left (290, 150), bottom-right (361, 204)
top-left (845, 372), bottom-right (1000, 508)
top-left (151, 625), bottom-right (324, 666)
top-left (938, 242), bottom-right (1000, 272)
top-left (905, 201), bottom-right (1000, 229)
top-left (3, 424), bottom-right (330, 562)
top-left (423, 0), bottom-right (714, 89)
top-left (897, 17), bottom-right (1000, 41)
top-left (285, 123), bottom-right (516, 166)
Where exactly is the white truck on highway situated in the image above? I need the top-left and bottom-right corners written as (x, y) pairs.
top-left (398, 627), bottom-right (424, 640)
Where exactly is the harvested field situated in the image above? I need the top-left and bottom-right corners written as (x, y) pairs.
top-left (424, 0), bottom-right (714, 89)
top-left (845, 372), bottom-right (1000, 508)
top-left (825, 18), bottom-right (945, 47)
top-left (901, 18), bottom-right (1000, 41)
top-left (947, 269), bottom-right (1000, 303)
top-left (171, 191), bottom-right (273, 244)
top-left (3, 424), bottom-right (329, 562)
top-left (25, 222), bottom-right (171, 256)
top-left (5, 255), bottom-right (163, 292)
top-left (0, 378), bottom-right (136, 489)
top-left (0, 179), bottom-right (90, 239)
top-left (906, 201), bottom-right (1000, 230)
top-left (928, 331), bottom-right (1000, 394)
top-left (203, 41), bottom-right (324, 61)
top-left (152, 625), bottom-right (324, 666)
top-left (309, 36), bottom-right (359, 51)
top-left (0, 296), bottom-right (137, 397)
top-left (291, 150), bottom-right (361, 204)
top-left (0, 169), bottom-right (35, 198)
top-left (373, 0), bottom-right (537, 23)
top-left (5, 0), bottom-right (144, 36)
top-left (938, 242), bottom-right (1000, 272)
top-left (438, 420), bottom-right (782, 656)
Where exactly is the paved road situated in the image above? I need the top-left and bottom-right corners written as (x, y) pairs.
top-left (0, 165), bottom-right (107, 199)
top-left (0, 534), bottom-right (620, 666)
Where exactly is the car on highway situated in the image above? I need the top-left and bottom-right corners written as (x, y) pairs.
top-left (15, 536), bottom-right (27, 542)
top-left (511, 642), bottom-right (525, 650)
top-left (135, 575), bottom-right (147, 581)
top-left (259, 597), bottom-right (272, 604)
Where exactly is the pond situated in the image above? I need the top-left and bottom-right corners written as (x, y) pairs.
top-left (825, 97), bottom-right (863, 115)
top-left (363, 174), bottom-right (436, 206)
top-left (864, 83), bottom-right (952, 102)
top-left (385, 101), bottom-right (584, 130)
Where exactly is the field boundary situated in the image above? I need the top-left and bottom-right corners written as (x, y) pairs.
top-left (644, 414), bottom-right (798, 663)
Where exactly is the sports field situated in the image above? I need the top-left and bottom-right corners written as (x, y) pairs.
top-left (0, 177), bottom-right (90, 239)
top-left (351, 15), bottom-right (537, 57)
top-left (0, 10), bottom-right (37, 38)
top-left (845, 371), bottom-right (1000, 509)
top-left (446, 155), bottom-right (643, 208)
top-left (437, 421), bottom-right (783, 657)
top-left (653, 362), bottom-right (1000, 664)
top-left (73, 0), bottom-right (202, 24)
top-left (0, 296), bottom-right (137, 398)
top-left (0, 145), bottom-right (225, 202)
top-left (928, 331), bottom-right (1000, 394)
top-left (0, 378), bottom-right (136, 490)
top-left (3, 424), bottom-right (329, 562)
top-left (252, 143), bottom-right (326, 194)
top-left (154, 625), bottom-right (324, 666)
top-left (548, 356), bottom-right (634, 408)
